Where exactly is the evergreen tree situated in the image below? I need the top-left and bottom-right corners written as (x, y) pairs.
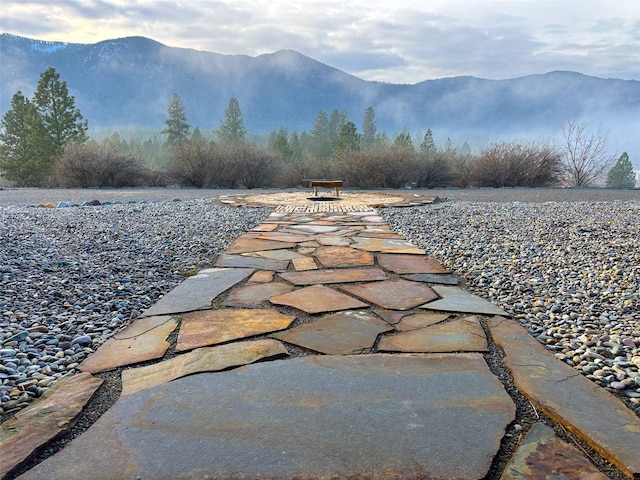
top-left (33, 67), bottom-right (87, 155)
top-left (270, 126), bottom-right (292, 161)
top-left (218, 97), bottom-right (246, 144)
top-left (328, 109), bottom-right (347, 145)
top-left (310, 110), bottom-right (333, 160)
top-left (606, 152), bottom-right (635, 188)
top-left (161, 93), bottom-right (190, 148)
top-left (334, 121), bottom-right (360, 154)
top-left (289, 131), bottom-right (303, 162)
top-left (361, 106), bottom-right (376, 150)
top-left (0, 91), bottom-right (55, 186)
top-left (420, 129), bottom-right (436, 154)
top-left (394, 128), bottom-right (413, 149)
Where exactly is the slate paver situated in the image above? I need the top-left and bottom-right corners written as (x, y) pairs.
top-left (289, 224), bottom-right (340, 233)
top-left (500, 423), bottom-right (609, 480)
top-left (280, 268), bottom-right (387, 285)
top-left (270, 285), bottom-right (368, 314)
top-left (313, 246), bottom-right (374, 268)
top-left (351, 237), bottom-right (425, 254)
top-left (316, 236), bottom-right (351, 246)
top-left (227, 236), bottom-right (296, 253)
top-left (246, 249), bottom-right (305, 260)
top-left (78, 316), bottom-right (178, 373)
top-left (489, 317), bottom-right (640, 479)
top-left (341, 278), bottom-right (438, 310)
top-left (121, 339), bottom-right (288, 396)
top-left (395, 312), bottom-right (450, 330)
top-left (271, 310), bottom-right (393, 354)
top-left (402, 273), bottom-right (460, 285)
top-left (257, 233), bottom-right (312, 243)
top-left (291, 257), bottom-right (318, 271)
top-left (140, 267), bottom-right (254, 316)
top-left (1, 372), bottom-right (103, 478)
top-left (248, 270), bottom-right (275, 283)
top-left (222, 282), bottom-right (294, 307)
top-left (215, 253), bottom-right (289, 272)
top-left (378, 253), bottom-right (450, 274)
top-left (420, 285), bottom-right (508, 315)
top-left (378, 316), bottom-right (488, 353)
top-left (18, 355), bottom-right (515, 480)
top-left (176, 308), bottom-right (295, 352)
top-left (374, 308), bottom-right (408, 325)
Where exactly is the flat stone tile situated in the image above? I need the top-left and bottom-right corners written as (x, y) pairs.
top-left (215, 254), bottom-right (289, 272)
top-left (298, 241), bottom-right (320, 248)
top-left (141, 268), bottom-right (254, 316)
top-left (378, 317), bottom-right (488, 353)
top-left (270, 285), bottom-right (368, 314)
top-left (248, 270), bottom-right (275, 283)
top-left (227, 237), bottom-right (296, 253)
top-left (402, 273), bottom-right (460, 285)
top-left (250, 223), bottom-right (278, 232)
top-left (280, 268), bottom-right (387, 286)
top-left (489, 317), bottom-right (640, 479)
top-left (176, 308), bottom-right (295, 352)
top-left (271, 310), bottom-right (393, 355)
top-left (501, 423), bottom-right (608, 480)
top-left (314, 246), bottom-right (374, 268)
top-left (257, 232), bottom-right (313, 243)
top-left (341, 279), bottom-right (438, 310)
top-left (289, 225), bottom-right (340, 233)
top-left (374, 309), bottom-right (409, 325)
top-left (79, 316), bottom-right (178, 373)
top-left (395, 312), bottom-right (450, 331)
top-left (121, 339), bottom-right (288, 396)
top-left (222, 282), bottom-right (294, 307)
top-left (21, 355), bottom-right (515, 480)
top-left (420, 286), bottom-right (508, 315)
top-left (316, 236), bottom-right (351, 246)
top-left (292, 257), bottom-right (318, 271)
top-left (1, 372), bottom-right (103, 478)
top-left (378, 254), bottom-right (450, 274)
top-left (351, 237), bottom-right (425, 254)
top-left (245, 249), bottom-right (305, 260)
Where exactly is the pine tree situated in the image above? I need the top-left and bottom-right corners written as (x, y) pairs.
top-left (394, 128), bottom-right (413, 149)
top-left (33, 67), bottom-right (87, 156)
top-left (420, 129), bottom-right (436, 154)
top-left (0, 91), bottom-right (55, 186)
top-left (161, 93), bottom-right (190, 148)
top-left (218, 97), bottom-right (246, 144)
top-left (606, 152), bottom-right (635, 188)
top-left (361, 106), bottom-right (376, 150)
top-left (310, 110), bottom-right (332, 160)
top-left (334, 121), bottom-right (360, 154)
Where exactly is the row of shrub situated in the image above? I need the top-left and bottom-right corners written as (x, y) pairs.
top-left (52, 138), bottom-right (566, 189)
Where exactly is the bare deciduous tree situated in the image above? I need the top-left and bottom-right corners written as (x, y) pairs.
top-left (561, 120), bottom-right (614, 186)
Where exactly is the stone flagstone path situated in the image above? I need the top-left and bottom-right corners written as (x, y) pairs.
top-left (2, 191), bottom-right (640, 480)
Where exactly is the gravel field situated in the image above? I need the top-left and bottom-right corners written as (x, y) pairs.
top-left (1, 187), bottom-right (638, 479)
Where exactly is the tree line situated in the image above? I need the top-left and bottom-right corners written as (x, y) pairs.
top-left (1, 68), bottom-right (636, 189)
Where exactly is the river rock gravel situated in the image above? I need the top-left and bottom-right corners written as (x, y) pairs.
top-left (382, 199), bottom-right (640, 414)
top-left (0, 197), bottom-right (269, 419)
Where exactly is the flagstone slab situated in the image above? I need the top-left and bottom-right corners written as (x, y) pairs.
top-left (292, 257), bottom-right (318, 271)
top-left (227, 237), bottom-right (296, 253)
top-left (420, 286), bottom-right (508, 315)
top-left (19, 354), bottom-right (515, 480)
top-left (403, 273), bottom-right (460, 285)
top-left (351, 237), bottom-right (425, 254)
top-left (121, 339), bottom-right (288, 396)
top-left (1, 372), bottom-right (103, 478)
top-left (270, 285), bottom-right (368, 314)
top-left (489, 317), bottom-right (640, 479)
top-left (257, 232), bottom-right (313, 243)
top-left (280, 268), bottom-right (387, 285)
top-left (374, 308), bottom-right (408, 325)
top-left (378, 253), bottom-right (450, 274)
top-left (314, 246), bottom-right (374, 268)
top-left (271, 310), bottom-right (393, 355)
top-left (222, 282), bottom-right (294, 307)
top-left (141, 268), bottom-right (254, 316)
top-left (251, 223), bottom-right (278, 232)
top-left (176, 308), bottom-right (295, 352)
top-left (215, 253), bottom-right (289, 272)
top-left (341, 279), bottom-right (438, 310)
top-left (378, 317), bottom-right (487, 353)
top-left (500, 423), bottom-right (608, 480)
top-left (289, 225), bottom-right (340, 233)
top-left (245, 249), bottom-right (305, 260)
top-left (316, 236), bottom-right (351, 246)
top-left (395, 312), bottom-right (450, 331)
top-left (248, 270), bottom-right (275, 283)
top-left (79, 316), bottom-right (177, 373)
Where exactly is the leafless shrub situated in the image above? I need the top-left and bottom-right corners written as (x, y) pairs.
top-left (229, 142), bottom-right (279, 189)
top-left (561, 120), bottom-right (614, 186)
top-left (333, 146), bottom-right (415, 188)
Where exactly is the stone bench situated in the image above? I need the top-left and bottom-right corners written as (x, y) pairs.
top-left (304, 180), bottom-right (344, 197)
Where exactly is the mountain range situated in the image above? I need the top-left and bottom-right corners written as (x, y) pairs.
top-left (1, 33), bottom-right (639, 157)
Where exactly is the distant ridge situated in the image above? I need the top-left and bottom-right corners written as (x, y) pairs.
top-left (1, 33), bottom-right (639, 155)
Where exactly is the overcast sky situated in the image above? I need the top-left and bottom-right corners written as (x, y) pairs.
top-left (2, 0), bottom-right (639, 84)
